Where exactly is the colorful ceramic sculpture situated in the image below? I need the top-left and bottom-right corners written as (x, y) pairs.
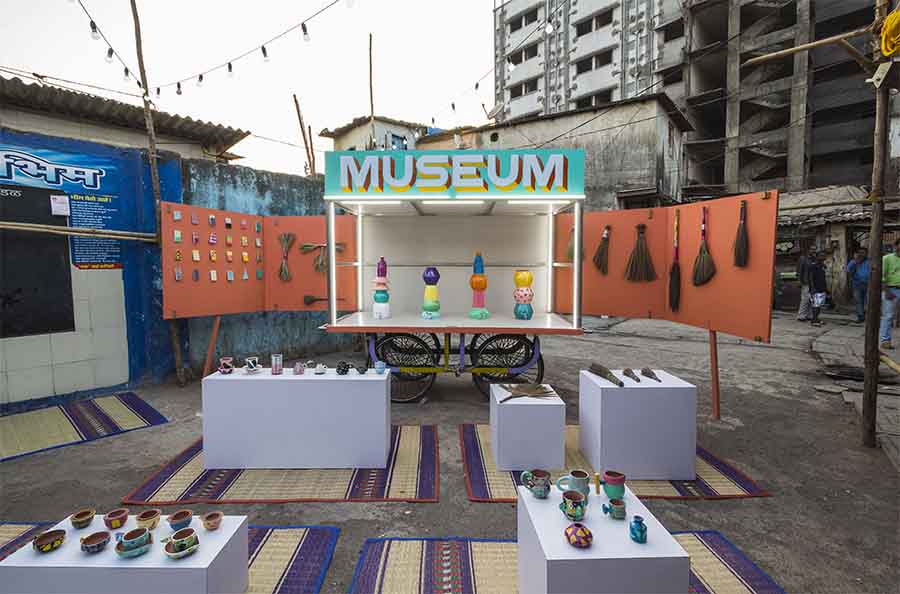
top-left (244, 357), bottom-right (261, 374)
top-left (32, 530), bottom-right (65, 554)
top-left (164, 539), bottom-right (200, 560)
top-left (556, 469), bottom-right (591, 499)
top-left (80, 531), bottom-right (111, 554)
top-left (336, 361), bottom-right (351, 375)
top-left (374, 360), bottom-right (387, 374)
top-left (163, 528), bottom-right (199, 553)
top-left (136, 509), bottom-right (161, 530)
top-left (355, 364), bottom-right (368, 375)
top-left (115, 533), bottom-right (153, 559)
top-left (559, 490), bottom-right (588, 522)
top-left (293, 362), bottom-right (306, 375)
top-left (520, 469), bottom-right (551, 499)
top-left (513, 270), bottom-right (534, 320)
top-left (602, 498), bottom-right (626, 520)
top-left (218, 357), bottom-right (234, 374)
top-left (103, 508), bottom-right (129, 530)
top-left (315, 363), bottom-right (327, 374)
top-left (202, 512), bottom-right (223, 531)
top-left (116, 528), bottom-right (151, 551)
top-left (167, 509), bottom-right (193, 531)
top-left (565, 523), bottom-right (594, 548)
top-left (372, 256), bottom-right (391, 320)
top-left (70, 508), bottom-right (95, 530)
top-left (599, 470), bottom-right (626, 500)
top-left (630, 515), bottom-right (648, 543)
top-left (271, 354), bottom-right (283, 375)
top-left (421, 267), bottom-right (441, 320)
top-left (468, 252), bottom-right (490, 320)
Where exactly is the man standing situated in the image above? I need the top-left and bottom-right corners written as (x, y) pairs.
top-left (809, 252), bottom-right (829, 327)
top-left (847, 249), bottom-right (870, 323)
top-left (797, 246), bottom-right (816, 321)
top-left (880, 238), bottom-right (900, 349)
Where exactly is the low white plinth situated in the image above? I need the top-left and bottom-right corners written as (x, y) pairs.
top-left (517, 486), bottom-right (689, 594)
top-left (578, 369), bottom-right (696, 480)
top-left (0, 515), bottom-right (248, 594)
top-left (202, 368), bottom-right (390, 469)
top-left (490, 384), bottom-right (565, 471)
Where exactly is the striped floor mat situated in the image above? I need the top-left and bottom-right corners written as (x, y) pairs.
top-left (0, 523), bottom-right (338, 594)
top-left (349, 532), bottom-right (784, 594)
top-left (0, 393), bottom-right (167, 462)
top-left (460, 424), bottom-right (769, 501)
top-left (123, 425), bottom-right (439, 504)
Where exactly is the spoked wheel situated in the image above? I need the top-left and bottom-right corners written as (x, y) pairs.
top-left (471, 334), bottom-right (544, 399)
top-left (375, 333), bottom-right (439, 403)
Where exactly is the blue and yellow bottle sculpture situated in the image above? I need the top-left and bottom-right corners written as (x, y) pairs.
top-left (469, 252), bottom-right (490, 320)
top-left (421, 267), bottom-right (441, 320)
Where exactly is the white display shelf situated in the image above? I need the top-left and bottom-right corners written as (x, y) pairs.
top-left (490, 384), bottom-right (565, 471)
top-left (325, 311), bottom-right (581, 335)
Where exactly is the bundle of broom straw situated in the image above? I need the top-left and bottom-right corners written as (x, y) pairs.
top-left (669, 210), bottom-right (681, 311)
top-left (625, 224), bottom-right (656, 282)
top-left (733, 200), bottom-right (749, 267)
top-left (593, 225), bottom-right (611, 274)
top-left (692, 206), bottom-right (716, 286)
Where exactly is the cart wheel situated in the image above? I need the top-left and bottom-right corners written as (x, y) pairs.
top-left (375, 333), bottom-right (439, 403)
top-left (471, 334), bottom-right (544, 399)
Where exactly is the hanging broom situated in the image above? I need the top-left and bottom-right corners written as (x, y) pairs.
top-left (733, 200), bottom-right (749, 268)
top-left (692, 206), bottom-right (716, 286)
top-left (625, 224), bottom-right (657, 282)
top-left (593, 225), bottom-right (611, 274)
top-left (278, 232), bottom-right (296, 282)
top-left (669, 210), bottom-right (681, 311)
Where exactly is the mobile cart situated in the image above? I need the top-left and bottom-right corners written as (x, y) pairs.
top-left (322, 149), bottom-right (585, 402)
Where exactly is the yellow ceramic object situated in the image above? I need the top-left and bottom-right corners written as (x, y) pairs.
top-left (514, 269), bottom-right (533, 288)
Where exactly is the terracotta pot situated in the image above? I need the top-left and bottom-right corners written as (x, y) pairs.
top-left (163, 527), bottom-right (199, 553)
top-left (117, 527), bottom-right (151, 551)
top-left (80, 531), bottom-right (111, 554)
top-left (202, 511), bottom-right (223, 531)
top-left (70, 508), bottom-right (96, 530)
top-left (103, 508), bottom-right (129, 530)
top-left (136, 509), bottom-right (161, 530)
top-left (32, 530), bottom-right (65, 554)
top-left (168, 509), bottom-right (193, 531)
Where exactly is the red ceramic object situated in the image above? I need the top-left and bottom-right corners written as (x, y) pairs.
top-left (103, 508), bottom-right (129, 530)
top-left (603, 470), bottom-right (626, 485)
top-left (202, 511), bottom-right (223, 531)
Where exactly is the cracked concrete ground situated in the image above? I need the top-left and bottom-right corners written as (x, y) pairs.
top-left (1, 315), bottom-right (898, 593)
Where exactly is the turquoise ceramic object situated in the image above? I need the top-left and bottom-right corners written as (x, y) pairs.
top-left (520, 469), bottom-right (551, 499)
top-left (80, 531), bottom-right (111, 554)
top-left (559, 490), bottom-right (588, 522)
top-left (600, 470), bottom-right (626, 500)
top-left (514, 303), bottom-right (534, 320)
top-left (167, 510), bottom-right (193, 531)
top-left (115, 534), bottom-right (153, 558)
top-left (602, 498), bottom-right (627, 520)
top-left (116, 528), bottom-right (151, 550)
top-left (630, 515), bottom-right (648, 543)
top-left (556, 470), bottom-right (591, 499)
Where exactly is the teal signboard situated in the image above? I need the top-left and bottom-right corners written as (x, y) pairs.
top-left (324, 149), bottom-right (585, 198)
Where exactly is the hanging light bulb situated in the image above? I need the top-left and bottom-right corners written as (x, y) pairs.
top-left (196, 74), bottom-right (204, 87)
top-left (475, 81), bottom-right (479, 91)
top-left (402, 136), bottom-right (408, 147)
top-left (301, 22), bottom-right (310, 42)
top-left (156, 87), bottom-right (161, 97)
top-left (123, 67), bottom-right (130, 81)
top-left (90, 20), bottom-right (100, 40)
top-left (451, 102), bottom-right (456, 112)
top-left (544, 20), bottom-right (554, 35)
top-left (176, 82), bottom-right (182, 95)
top-left (227, 62), bottom-right (234, 77)
top-left (431, 117), bottom-right (435, 126)
top-left (261, 45), bottom-right (269, 61)
top-left (105, 47), bottom-right (114, 63)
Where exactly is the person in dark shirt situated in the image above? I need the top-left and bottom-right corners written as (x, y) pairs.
top-left (809, 252), bottom-right (829, 327)
top-left (797, 246), bottom-right (817, 321)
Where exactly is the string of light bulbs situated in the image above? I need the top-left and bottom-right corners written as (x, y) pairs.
top-left (70, 0), bottom-right (143, 90)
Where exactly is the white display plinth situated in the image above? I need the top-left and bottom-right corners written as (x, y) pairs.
top-left (202, 368), bottom-right (390, 469)
top-left (578, 369), bottom-right (696, 480)
top-left (0, 515), bottom-right (248, 594)
top-left (490, 384), bottom-right (565, 471)
top-left (517, 485), bottom-right (689, 594)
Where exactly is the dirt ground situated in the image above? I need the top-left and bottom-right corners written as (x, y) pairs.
top-left (1, 314), bottom-right (898, 593)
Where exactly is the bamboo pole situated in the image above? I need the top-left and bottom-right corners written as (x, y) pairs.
top-left (837, 39), bottom-right (877, 75)
top-left (778, 198), bottom-right (900, 211)
top-left (0, 221), bottom-right (157, 242)
top-left (292, 94), bottom-right (314, 175)
top-left (709, 330), bottom-right (721, 420)
top-left (369, 33), bottom-right (376, 149)
top-left (309, 124), bottom-right (316, 175)
top-left (742, 27), bottom-right (871, 68)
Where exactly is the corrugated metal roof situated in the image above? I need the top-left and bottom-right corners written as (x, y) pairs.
top-left (778, 185), bottom-right (899, 227)
top-left (320, 115), bottom-right (428, 139)
top-left (0, 76), bottom-right (249, 153)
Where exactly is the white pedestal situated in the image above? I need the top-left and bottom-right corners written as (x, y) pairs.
top-left (490, 384), bottom-right (565, 471)
top-left (578, 370), bottom-right (696, 480)
top-left (517, 486), bottom-right (689, 594)
top-left (0, 515), bottom-right (248, 594)
top-left (202, 368), bottom-right (390, 469)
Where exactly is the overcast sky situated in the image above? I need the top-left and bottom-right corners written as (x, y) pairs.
top-left (1, 0), bottom-right (498, 174)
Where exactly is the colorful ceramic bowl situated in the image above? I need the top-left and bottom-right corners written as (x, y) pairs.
top-left (167, 510), bottom-right (193, 532)
top-left (164, 539), bottom-right (200, 560)
top-left (80, 531), bottom-right (111, 554)
top-left (115, 533), bottom-right (153, 559)
top-left (201, 511), bottom-right (223, 531)
top-left (136, 509), bottom-right (161, 530)
top-left (32, 530), bottom-right (65, 554)
top-left (70, 508), bottom-right (96, 530)
top-left (103, 508), bottom-right (129, 530)
top-left (116, 527), bottom-right (151, 551)
top-left (162, 528), bottom-right (199, 553)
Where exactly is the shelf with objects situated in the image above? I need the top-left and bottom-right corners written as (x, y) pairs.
top-left (322, 148), bottom-right (586, 402)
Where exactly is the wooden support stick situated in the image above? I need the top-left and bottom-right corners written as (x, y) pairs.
top-left (169, 320), bottom-right (186, 387)
top-left (837, 39), bottom-right (876, 75)
top-left (202, 316), bottom-right (221, 378)
top-left (292, 94), bottom-right (313, 175)
top-left (742, 26), bottom-right (870, 68)
top-left (369, 33), bottom-right (375, 148)
top-left (879, 351), bottom-right (900, 375)
top-left (308, 124), bottom-right (316, 175)
top-left (709, 330), bottom-right (721, 420)
top-left (0, 221), bottom-right (157, 242)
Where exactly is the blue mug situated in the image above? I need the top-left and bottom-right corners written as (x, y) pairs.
top-left (374, 360), bottom-right (387, 374)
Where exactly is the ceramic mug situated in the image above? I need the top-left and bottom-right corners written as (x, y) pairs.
top-left (116, 527), bottom-right (151, 551)
top-left (271, 354), bottom-right (283, 375)
top-left (520, 469), bottom-right (552, 499)
top-left (374, 360), bottom-right (387, 374)
top-left (136, 509), bottom-right (161, 530)
top-left (600, 470), bottom-right (626, 500)
top-left (601, 498), bottom-right (626, 520)
top-left (245, 357), bottom-right (260, 373)
top-left (167, 509), bottom-right (193, 531)
top-left (103, 508), bottom-right (129, 530)
top-left (162, 528), bottom-right (199, 553)
top-left (218, 357), bottom-right (234, 375)
top-left (556, 469), bottom-right (591, 499)
top-left (559, 490), bottom-right (588, 522)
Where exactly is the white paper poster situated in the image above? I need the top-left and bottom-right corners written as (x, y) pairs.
top-left (50, 194), bottom-right (70, 216)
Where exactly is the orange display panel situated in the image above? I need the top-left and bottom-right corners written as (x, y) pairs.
top-left (554, 192), bottom-right (778, 343)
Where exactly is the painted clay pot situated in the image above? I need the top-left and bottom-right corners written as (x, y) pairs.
top-left (103, 508), bottom-right (129, 530)
top-left (116, 527), bottom-right (151, 551)
top-left (136, 509), bottom-right (161, 530)
top-left (520, 469), bottom-right (552, 499)
top-left (564, 523), bottom-right (593, 548)
top-left (164, 539), bottom-right (200, 560)
top-left (70, 508), bottom-right (96, 530)
top-left (167, 509), bottom-right (193, 531)
top-left (218, 357), bottom-right (234, 374)
top-left (202, 511), bottom-right (223, 531)
top-left (32, 530), bottom-right (65, 554)
top-left (556, 469), bottom-right (591, 499)
top-left (600, 470), bottom-right (626, 500)
top-left (80, 530), bottom-right (111, 554)
top-left (115, 533), bottom-right (153, 559)
top-left (601, 498), bottom-right (626, 520)
top-left (630, 515), bottom-right (648, 544)
top-left (559, 490), bottom-right (588, 522)
top-left (336, 361), bottom-right (351, 375)
top-left (163, 527), bottom-right (199, 553)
